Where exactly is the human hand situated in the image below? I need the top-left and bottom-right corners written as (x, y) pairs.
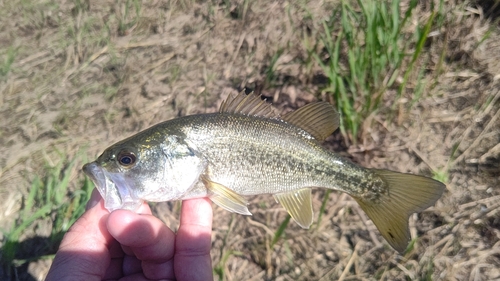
top-left (46, 189), bottom-right (213, 281)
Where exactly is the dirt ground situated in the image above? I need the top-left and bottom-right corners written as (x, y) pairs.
top-left (1, 0), bottom-right (499, 280)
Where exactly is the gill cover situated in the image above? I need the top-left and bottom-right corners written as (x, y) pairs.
top-left (83, 162), bottom-right (143, 212)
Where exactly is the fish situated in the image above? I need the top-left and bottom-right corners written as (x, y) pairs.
top-left (83, 91), bottom-right (445, 253)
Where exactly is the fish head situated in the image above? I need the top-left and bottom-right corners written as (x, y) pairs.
top-left (83, 142), bottom-right (153, 212)
top-left (83, 133), bottom-right (207, 212)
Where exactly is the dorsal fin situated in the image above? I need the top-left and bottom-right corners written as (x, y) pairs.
top-left (281, 102), bottom-right (339, 142)
top-left (220, 91), bottom-right (276, 118)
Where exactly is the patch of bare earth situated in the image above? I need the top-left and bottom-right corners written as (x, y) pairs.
top-left (0, 1), bottom-right (498, 280)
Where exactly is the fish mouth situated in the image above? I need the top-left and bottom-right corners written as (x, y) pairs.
top-left (82, 162), bottom-right (143, 212)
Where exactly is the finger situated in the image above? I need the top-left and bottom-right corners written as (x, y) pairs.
top-left (174, 198), bottom-right (213, 281)
top-left (118, 272), bottom-right (175, 281)
top-left (85, 188), bottom-right (102, 210)
top-left (136, 201), bottom-right (153, 215)
top-left (46, 195), bottom-right (114, 281)
top-left (85, 189), bottom-right (125, 258)
top-left (107, 208), bottom-right (176, 279)
top-left (106, 202), bottom-right (153, 277)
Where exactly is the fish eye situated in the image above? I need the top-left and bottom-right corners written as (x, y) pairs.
top-left (117, 150), bottom-right (136, 167)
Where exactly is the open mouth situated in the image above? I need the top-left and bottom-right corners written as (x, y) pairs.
top-left (82, 162), bottom-right (143, 212)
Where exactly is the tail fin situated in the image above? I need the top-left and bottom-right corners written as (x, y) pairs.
top-left (352, 169), bottom-right (445, 253)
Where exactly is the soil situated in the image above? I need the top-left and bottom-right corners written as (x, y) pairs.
top-left (0, 1), bottom-right (499, 280)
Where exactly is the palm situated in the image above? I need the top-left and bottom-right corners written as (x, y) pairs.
top-left (46, 190), bottom-right (213, 281)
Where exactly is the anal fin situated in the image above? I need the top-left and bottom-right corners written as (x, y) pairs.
top-left (274, 188), bottom-right (313, 229)
top-left (201, 175), bottom-right (251, 215)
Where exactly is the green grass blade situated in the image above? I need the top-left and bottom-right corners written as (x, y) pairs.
top-left (271, 215), bottom-right (291, 247)
top-left (316, 190), bottom-right (331, 229)
top-left (397, 11), bottom-right (436, 107)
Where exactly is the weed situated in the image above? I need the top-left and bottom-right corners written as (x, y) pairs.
top-left (0, 46), bottom-right (17, 79)
top-left (221, 0), bottom-right (250, 20)
top-left (213, 250), bottom-right (243, 280)
top-left (311, 0), bottom-right (439, 143)
top-left (432, 167), bottom-right (449, 184)
top-left (271, 215), bottom-right (291, 247)
top-left (0, 154), bottom-right (93, 278)
top-left (213, 214), bottom-right (244, 280)
top-left (265, 48), bottom-right (285, 88)
top-left (117, 0), bottom-right (142, 36)
top-left (396, 9), bottom-right (436, 110)
top-left (316, 190), bottom-right (331, 229)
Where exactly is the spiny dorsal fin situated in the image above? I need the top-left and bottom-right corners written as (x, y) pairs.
top-left (353, 169), bottom-right (445, 253)
top-left (273, 188), bottom-right (313, 229)
top-left (220, 91), bottom-right (276, 118)
top-left (281, 102), bottom-right (339, 142)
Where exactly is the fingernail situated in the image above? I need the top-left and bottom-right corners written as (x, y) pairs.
top-left (85, 188), bottom-right (102, 210)
top-left (136, 201), bottom-right (151, 215)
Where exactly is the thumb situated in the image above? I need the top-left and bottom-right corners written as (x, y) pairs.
top-left (46, 189), bottom-right (113, 281)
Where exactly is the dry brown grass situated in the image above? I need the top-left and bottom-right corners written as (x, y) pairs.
top-left (1, 0), bottom-right (499, 280)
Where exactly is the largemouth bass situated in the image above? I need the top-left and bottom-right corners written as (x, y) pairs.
top-left (83, 92), bottom-right (445, 252)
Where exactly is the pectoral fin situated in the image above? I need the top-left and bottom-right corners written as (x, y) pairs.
top-left (274, 188), bottom-right (313, 229)
top-left (202, 175), bottom-right (252, 215)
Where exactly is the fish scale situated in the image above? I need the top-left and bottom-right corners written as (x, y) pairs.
top-left (179, 113), bottom-right (360, 195)
top-left (83, 91), bottom-right (445, 253)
